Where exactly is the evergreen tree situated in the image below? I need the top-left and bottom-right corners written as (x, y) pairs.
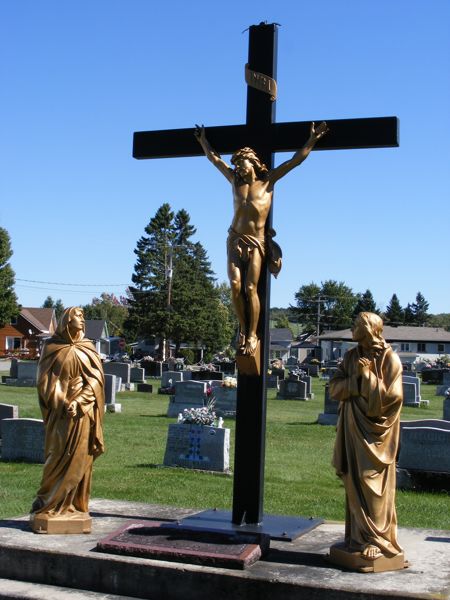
top-left (0, 227), bottom-right (19, 327)
top-left (42, 296), bottom-right (65, 320)
top-left (352, 289), bottom-right (378, 319)
top-left (125, 204), bottom-right (230, 357)
top-left (411, 291), bottom-right (430, 326)
top-left (384, 293), bottom-right (404, 326)
top-left (403, 303), bottom-right (415, 325)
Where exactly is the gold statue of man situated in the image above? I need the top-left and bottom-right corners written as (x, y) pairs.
top-left (328, 312), bottom-right (406, 572)
top-left (195, 122), bottom-right (328, 355)
top-left (30, 307), bottom-right (105, 534)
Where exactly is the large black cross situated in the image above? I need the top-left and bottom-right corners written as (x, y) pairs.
top-left (133, 23), bottom-right (398, 531)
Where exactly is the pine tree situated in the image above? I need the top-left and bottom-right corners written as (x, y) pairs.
top-left (352, 289), bottom-right (378, 319)
top-left (42, 296), bottom-right (65, 320)
top-left (411, 291), bottom-right (430, 326)
top-left (404, 303), bottom-right (415, 325)
top-left (0, 228), bottom-right (19, 327)
top-left (125, 204), bottom-right (230, 358)
top-left (384, 293), bottom-right (404, 326)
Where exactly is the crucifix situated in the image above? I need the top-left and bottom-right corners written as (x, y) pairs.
top-left (133, 23), bottom-right (398, 537)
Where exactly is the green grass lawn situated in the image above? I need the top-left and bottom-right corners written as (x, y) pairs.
top-left (0, 373), bottom-right (448, 529)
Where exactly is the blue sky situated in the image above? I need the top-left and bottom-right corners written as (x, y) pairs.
top-left (1, 1), bottom-right (449, 316)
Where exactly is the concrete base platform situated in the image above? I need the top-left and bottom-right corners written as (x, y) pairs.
top-left (0, 499), bottom-right (449, 600)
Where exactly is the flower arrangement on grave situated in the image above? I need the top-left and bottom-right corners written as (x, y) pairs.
top-left (181, 400), bottom-right (216, 426)
top-left (223, 376), bottom-right (237, 388)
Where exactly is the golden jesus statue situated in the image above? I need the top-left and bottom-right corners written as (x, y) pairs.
top-left (195, 122), bottom-right (328, 356)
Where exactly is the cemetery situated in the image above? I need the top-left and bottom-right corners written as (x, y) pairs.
top-left (0, 367), bottom-right (449, 596)
top-left (1, 7), bottom-right (449, 599)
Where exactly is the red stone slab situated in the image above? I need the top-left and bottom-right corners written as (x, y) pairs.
top-left (96, 520), bottom-right (269, 569)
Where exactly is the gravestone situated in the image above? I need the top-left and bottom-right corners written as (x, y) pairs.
top-left (114, 376), bottom-right (122, 393)
top-left (167, 380), bottom-right (208, 418)
top-left (402, 375), bottom-right (421, 404)
top-left (6, 360), bottom-right (38, 387)
top-left (398, 422), bottom-right (450, 474)
top-left (137, 383), bottom-right (154, 393)
top-left (318, 384), bottom-right (339, 426)
top-left (104, 374), bottom-right (117, 406)
top-left (213, 360), bottom-right (236, 375)
top-left (402, 382), bottom-right (420, 407)
top-left (301, 375), bottom-right (313, 399)
top-left (321, 367), bottom-right (338, 380)
top-left (443, 398), bottom-right (450, 421)
top-left (277, 379), bottom-right (308, 400)
top-left (163, 423), bottom-right (230, 472)
top-left (435, 385), bottom-right (449, 396)
top-left (1, 418), bottom-right (45, 463)
top-left (270, 367), bottom-right (285, 381)
top-left (421, 369), bottom-right (446, 384)
top-left (304, 364), bottom-right (320, 377)
top-left (436, 372), bottom-right (450, 395)
top-left (212, 385), bottom-right (237, 417)
top-left (130, 367), bottom-right (145, 383)
top-left (181, 370), bottom-right (192, 381)
top-left (161, 370), bottom-right (183, 389)
top-left (191, 370), bottom-right (224, 382)
top-left (10, 358), bottom-right (18, 378)
top-left (266, 374), bottom-right (279, 389)
top-left (103, 362), bottom-right (131, 384)
top-left (0, 403), bottom-right (19, 437)
top-left (141, 360), bottom-right (163, 377)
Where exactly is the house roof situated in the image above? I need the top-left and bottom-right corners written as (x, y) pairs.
top-left (319, 326), bottom-right (450, 343)
top-left (270, 344), bottom-right (290, 352)
top-left (85, 320), bottom-right (108, 340)
top-left (270, 328), bottom-right (293, 343)
top-left (21, 307), bottom-right (55, 333)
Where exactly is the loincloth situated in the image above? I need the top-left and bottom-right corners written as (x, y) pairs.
top-left (227, 227), bottom-right (282, 277)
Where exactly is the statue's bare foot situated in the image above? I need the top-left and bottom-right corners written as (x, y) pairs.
top-left (237, 332), bottom-right (246, 352)
top-left (244, 335), bottom-right (258, 355)
top-left (362, 544), bottom-right (382, 560)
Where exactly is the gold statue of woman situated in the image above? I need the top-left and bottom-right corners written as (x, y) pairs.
top-left (328, 312), bottom-right (406, 572)
top-left (195, 122), bottom-right (328, 356)
top-left (30, 307), bottom-right (105, 534)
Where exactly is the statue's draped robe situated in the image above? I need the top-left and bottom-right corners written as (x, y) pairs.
top-left (32, 328), bottom-right (104, 515)
top-left (330, 345), bottom-right (403, 557)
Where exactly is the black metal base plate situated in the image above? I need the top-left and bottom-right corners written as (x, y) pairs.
top-left (180, 509), bottom-right (323, 542)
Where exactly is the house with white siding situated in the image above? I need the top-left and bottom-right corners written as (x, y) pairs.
top-left (319, 326), bottom-right (450, 368)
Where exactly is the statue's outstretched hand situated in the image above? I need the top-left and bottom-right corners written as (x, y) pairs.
top-left (194, 124), bottom-right (206, 143)
top-left (310, 121), bottom-right (329, 141)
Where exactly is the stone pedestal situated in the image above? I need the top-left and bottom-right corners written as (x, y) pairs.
top-left (328, 542), bottom-right (406, 573)
top-left (30, 512), bottom-right (92, 534)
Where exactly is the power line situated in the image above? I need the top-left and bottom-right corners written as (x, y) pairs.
top-left (16, 278), bottom-right (129, 287)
